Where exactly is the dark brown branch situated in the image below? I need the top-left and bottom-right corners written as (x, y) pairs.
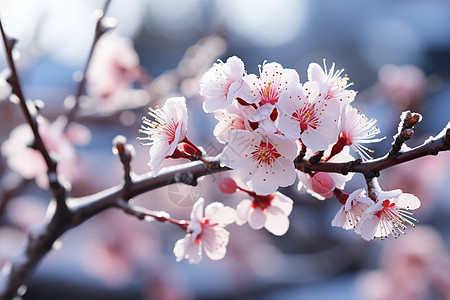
top-left (0, 158), bottom-right (227, 299)
top-left (0, 19), bottom-right (67, 209)
top-left (295, 123), bottom-right (450, 178)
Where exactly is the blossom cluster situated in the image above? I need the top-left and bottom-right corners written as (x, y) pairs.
top-left (139, 56), bottom-right (422, 264)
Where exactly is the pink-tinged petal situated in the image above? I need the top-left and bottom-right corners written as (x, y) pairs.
top-left (249, 103), bottom-right (275, 122)
top-left (65, 123), bottom-right (92, 146)
top-left (395, 193), bottom-right (421, 210)
top-left (202, 227), bottom-right (229, 260)
top-left (344, 188), bottom-right (367, 211)
top-left (277, 115), bottom-right (301, 139)
top-left (148, 142), bottom-right (170, 175)
top-left (173, 235), bottom-right (202, 264)
top-left (356, 214), bottom-right (380, 241)
top-left (271, 192), bottom-right (294, 215)
top-left (265, 212), bottom-right (290, 236)
top-left (206, 204), bottom-right (236, 226)
top-left (307, 62), bottom-right (327, 82)
top-left (200, 56), bottom-right (245, 113)
top-left (248, 208), bottom-right (267, 230)
top-left (301, 125), bottom-right (338, 152)
top-left (239, 74), bottom-right (261, 104)
top-left (249, 168), bottom-right (279, 195)
top-left (236, 199), bottom-right (252, 225)
top-left (331, 207), bottom-right (347, 228)
top-left (271, 157), bottom-right (297, 188)
top-left (190, 198), bottom-right (204, 222)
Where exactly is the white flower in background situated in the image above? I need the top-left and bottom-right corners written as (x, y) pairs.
top-left (200, 56), bottom-right (245, 113)
top-left (307, 60), bottom-right (356, 106)
top-left (238, 61), bottom-right (300, 127)
top-left (174, 198), bottom-right (236, 264)
top-left (356, 184), bottom-right (420, 240)
top-left (139, 97), bottom-right (188, 175)
top-left (277, 82), bottom-right (340, 152)
top-left (236, 192), bottom-right (293, 236)
top-left (220, 129), bottom-right (298, 195)
top-left (332, 188), bottom-right (373, 230)
top-left (86, 32), bottom-right (142, 112)
top-left (0, 68), bottom-right (12, 101)
top-left (1, 117), bottom-right (91, 189)
top-left (338, 104), bottom-right (385, 161)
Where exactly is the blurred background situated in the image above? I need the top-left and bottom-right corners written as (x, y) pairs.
top-left (0, 0), bottom-right (450, 299)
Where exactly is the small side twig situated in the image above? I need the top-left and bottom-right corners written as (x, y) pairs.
top-left (389, 111), bottom-right (421, 157)
top-left (65, 0), bottom-right (113, 125)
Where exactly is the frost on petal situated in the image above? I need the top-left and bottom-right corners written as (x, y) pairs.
top-left (236, 199), bottom-right (252, 225)
top-left (265, 211), bottom-right (290, 236)
top-left (248, 208), bottom-right (266, 230)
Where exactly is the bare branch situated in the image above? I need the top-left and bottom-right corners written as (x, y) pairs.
top-left (66, 0), bottom-right (113, 125)
top-left (295, 122), bottom-right (450, 178)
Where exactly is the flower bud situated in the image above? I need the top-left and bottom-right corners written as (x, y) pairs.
top-left (311, 172), bottom-right (335, 198)
top-left (219, 178), bottom-right (237, 194)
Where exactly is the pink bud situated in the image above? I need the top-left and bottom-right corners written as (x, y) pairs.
top-left (219, 178), bottom-right (237, 194)
top-left (311, 172), bottom-right (335, 198)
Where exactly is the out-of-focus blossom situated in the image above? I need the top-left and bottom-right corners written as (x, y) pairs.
top-left (357, 226), bottom-right (450, 300)
top-left (307, 60), bottom-right (356, 107)
top-left (220, 129), bottom-right (297, 195)
top-left (1, 117), bottom-right (91, 189)
top-left (331, 188), bottom-right (373, 230)
top-left (236, 192), bottom-right (293, 236)
top-left (0, 68), bottom-right (12, 101)
top-left (277, 82), bottom-right (340, 152)
top-left (377, 64), bottom-right (427, 110)
top-left (174, 198), bottom-right (236, 264)
top-left (139, 97), bottom-right (188, 175)
top-left (200, 56), bottom-right (245, 113)
top-left (86, 32), bottom-right (143, 113)
top-left (356, 182), bottom-right (420, 240)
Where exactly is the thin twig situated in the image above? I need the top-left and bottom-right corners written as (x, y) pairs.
top-left (65, 0), bottom-right (112, 125)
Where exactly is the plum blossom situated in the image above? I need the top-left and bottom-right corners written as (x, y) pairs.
top-left (238, 61), bottom-right (300, 130)
top-left (213, 102), bottom-right (250, 144)
top-left (220, 129), bottom-right (298, 195)
top-left (200, 56), bottom-right (245, 113)
top-left (236, 192), bottom-right (293, 236)
top-left (330, 104), bottom-right (385, 161)
top-left (356, 183), bottom-right (420, 240)
top-left (307, 60), bottom-right (356, 106)
top-left (86, 32), bottom-right (143, 112)
top-left (174, 198), bottom-right (236, 264)
top-left (1, 117), bottom-right (91, 189)
top-left (277, 82), bottom-right (340, 152)
top-left (139, 97), bottom-right (188, 175)
top-left (332, 188), bottom-right (373, 230)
